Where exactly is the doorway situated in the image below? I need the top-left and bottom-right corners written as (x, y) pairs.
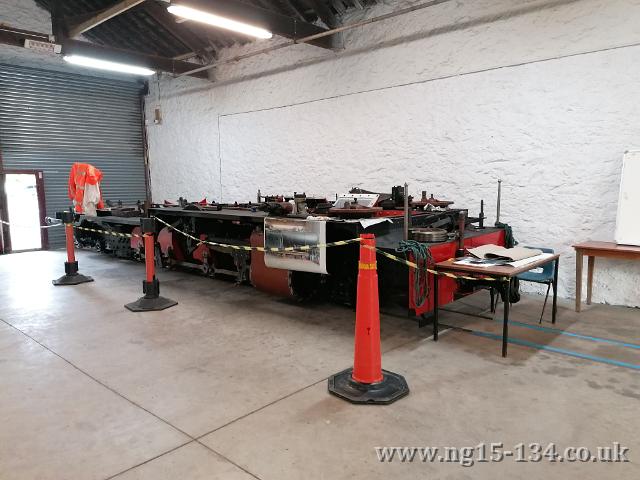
top-left (0, 171), bottom-right (48, 253)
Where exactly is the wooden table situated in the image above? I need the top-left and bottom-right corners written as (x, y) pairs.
top-left (574, 241), bottom-right (640, 312)
top-left (433, 254), bottom-right (560, 357)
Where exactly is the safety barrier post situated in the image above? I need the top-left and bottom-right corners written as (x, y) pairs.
top-left (52, 211), bottom-right (94, 286)
top-left (328, 233), bottom-right (409, 404)
top-left (125, 218), bottom-right (177, 312)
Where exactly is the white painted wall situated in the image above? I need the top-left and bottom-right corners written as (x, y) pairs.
top-left (0, 0), bottom-right (67, 70)
top-left (0, 0), bottom-right (138, 78)
top-left (146, 0), bottom-right (640, 307)
top-left (0, 0), bottom-right (51, 31)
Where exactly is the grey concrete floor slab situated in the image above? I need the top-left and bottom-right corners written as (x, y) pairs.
top-left (1, 250), bottom-right (638, 479)
top-left (0, 321), bottom-right (189, 480)
top-left (201, 330), bottom-right (640, 480)
top-left (114, 443), bottom-right (255, 480)
top-left (0, 251), bottom-right (422, 438)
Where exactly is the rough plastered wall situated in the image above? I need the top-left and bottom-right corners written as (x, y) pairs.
top-left (0, 0), bottom-right (57, 68)
top-left (0, 0), bottom-right (50, 32)
top-left (156, 0), bottom-right (639, 307)
top-left (0, 0), bottom-right (135, 77)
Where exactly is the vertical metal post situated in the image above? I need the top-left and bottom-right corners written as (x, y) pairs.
top-left (495, 179), bottom-right (502, 225)
top-left (403, 182), bottom-right (409, 241)
top-left (552, 257), bottom-right (559, 324)
top-left (502, 279), bottom-right (510, 357)
top-left (456, 211), bottom-right (466, 257)
top-left (586, 256), bottom-right (594, 305)
top-left (433, 272), bottom-right (439, 341)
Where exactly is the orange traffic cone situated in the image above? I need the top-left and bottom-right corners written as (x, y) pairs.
top-left (52, 210), bottom-right (93, 286)
top-left (125, 218), bottom-right (177, 312)
top-left (328, 234), bottom-right (409, 404)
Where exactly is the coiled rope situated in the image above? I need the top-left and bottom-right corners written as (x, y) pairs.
top-left (396, 240), bottom-right (432, 308)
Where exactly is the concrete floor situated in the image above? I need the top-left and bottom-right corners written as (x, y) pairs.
top-left (0, 250), bottom-right (638, 480)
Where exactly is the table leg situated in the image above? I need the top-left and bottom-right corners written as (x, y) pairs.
top-left (586, 256), bottom-right (594, 305)
top-left (502, 279), bottom-right (510, 357)
top-left (575, 250), bottom-right (583, 312)
top-left (552, 257), bottom-right (559, 324)
top-left (433, 272), bottom-right (439, 341)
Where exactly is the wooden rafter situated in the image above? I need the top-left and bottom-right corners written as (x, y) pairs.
top-left (68, 0), bottom-right (146, 38)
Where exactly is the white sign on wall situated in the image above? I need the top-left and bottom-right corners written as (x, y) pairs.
top-left (615, 150), bottom-right (640, 246)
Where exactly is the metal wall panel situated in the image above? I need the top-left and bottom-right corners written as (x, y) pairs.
top-left (0, 63), bottom-right (147, 248)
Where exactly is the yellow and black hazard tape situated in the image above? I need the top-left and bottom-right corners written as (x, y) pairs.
top-left (365, 245), bottom-right (508, 283)
top-left (0, 219), bottom-right (63, 229)
top-left (69, 216), bottom-right (505, 282)
top-left (152, 215), bottom-right (361, 253)
top-left (152, 216), bottom-right (506, 281)
top-left (72, 224), bottom-right (147, 238)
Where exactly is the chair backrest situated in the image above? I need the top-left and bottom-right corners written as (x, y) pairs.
top-left (524, 246), bottom-right (555, 277)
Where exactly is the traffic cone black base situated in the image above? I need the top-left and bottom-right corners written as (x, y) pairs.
top-left (328, 368), bottom-right (409, 405)
top-left (53, 261), bottom-right (94, 286)
top-left (125, 278), bottom-right (177, 312)
top-left (125, 296), bottom-right (177, 312)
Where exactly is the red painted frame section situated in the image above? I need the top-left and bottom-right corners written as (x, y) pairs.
top-left (408, 229), bottom-right (506, 315)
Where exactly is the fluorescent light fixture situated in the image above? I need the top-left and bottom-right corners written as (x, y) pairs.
top-left (63, 55), bottom-right (155, 76)
top-left (167, 4), bottom-right (272, 39)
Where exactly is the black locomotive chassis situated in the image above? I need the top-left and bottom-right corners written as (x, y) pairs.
top-left (74, 216), bottom-right (139, 258)
top-left (74, 208), bottom-right (484, 306)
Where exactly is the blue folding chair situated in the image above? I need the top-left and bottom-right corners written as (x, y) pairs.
top-left (517, 246), bottom-right (556, 323)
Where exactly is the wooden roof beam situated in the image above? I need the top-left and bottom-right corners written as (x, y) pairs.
top-left (68, 0), bottom-right (146, 38)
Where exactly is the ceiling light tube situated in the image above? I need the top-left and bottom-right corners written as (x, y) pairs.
top-left (63, 55), bottom-right (155, 76)
top-left (167, 4), bottom-right (272, 39)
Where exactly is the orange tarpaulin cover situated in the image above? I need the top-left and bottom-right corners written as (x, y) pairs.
top-left (68, 163), bottom-right (104, 213)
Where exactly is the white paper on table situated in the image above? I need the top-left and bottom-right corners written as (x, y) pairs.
top-left (453, 257), bottom-right (496, 268)
top-left (506, 252), bottom-right (553, 268)
top-left (454, 253), bottom-right (553, 269)
top-left (359, 218), bottom-right (393, 228)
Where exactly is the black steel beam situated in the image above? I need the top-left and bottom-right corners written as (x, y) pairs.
top-left (280, 0), bottom-right (307, 22)
top-left (0, 30), bottom-right (31, 47)
top-left (50, 0), bottom-right (68, 41)
top-left (170, 0), bottom-right (334, 49)
top-left (305, 0), bottom-right (338, 28)
top-left (0, 27), bottom-right (53, 51)
top-left (62, 39), bottom-right (209, 78)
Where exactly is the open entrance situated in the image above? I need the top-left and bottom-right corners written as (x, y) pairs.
top-left (0, 171), bottom-right (48, 253)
